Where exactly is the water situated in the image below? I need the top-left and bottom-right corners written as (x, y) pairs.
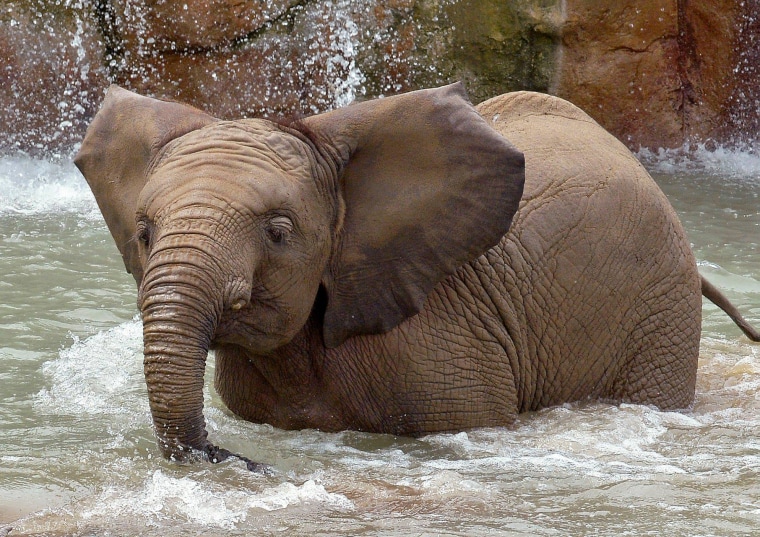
top-left (1, 149), bottom-right (759, 536)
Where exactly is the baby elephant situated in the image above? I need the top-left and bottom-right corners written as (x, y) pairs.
top-left (75, 83), bottom-right (758, 467)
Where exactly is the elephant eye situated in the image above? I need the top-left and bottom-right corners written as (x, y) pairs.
top-left (136, 221), bottom-right (152, 247)
top-left (266, 216), bottom-right (293, 244)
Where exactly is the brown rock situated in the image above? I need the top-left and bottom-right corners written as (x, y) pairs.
top-left (109, 1), bottom-right (390, 118)
top-left (1, 0), bottom-right (755, 153)
top-left (678, 0), bottom-right (741, 145)
top-left (555, 0), bottom-right (744, 150)
top-left (555, 1), bottom-right (683, 149)
top-left (112, 1), bottom-right (299, 54)
top-left (0, 2), bottom-right (107, 154)
top-left (723, 0), bottom-right (760, 147)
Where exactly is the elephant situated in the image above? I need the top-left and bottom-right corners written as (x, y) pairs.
top-left (74, 83), bottom-right (759, 468)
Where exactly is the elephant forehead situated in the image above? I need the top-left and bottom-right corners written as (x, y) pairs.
top-left (141, 120), bottom-right (319, 214)
top-left (155, 119), bottom-right (314, 176)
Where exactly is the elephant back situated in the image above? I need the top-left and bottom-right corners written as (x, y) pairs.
top-left (478, 91), bottom-right (598, 128)
top-left (477, 91), bottom-right (655, 207)
top-left (474, 90), bottom-right (701, 414)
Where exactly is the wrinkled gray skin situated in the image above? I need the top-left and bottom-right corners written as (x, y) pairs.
top-left (75, 84), bottom-right (757, 467)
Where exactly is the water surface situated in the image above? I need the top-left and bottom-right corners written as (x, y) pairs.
top-left (1, 149), bottom-right (759, 535)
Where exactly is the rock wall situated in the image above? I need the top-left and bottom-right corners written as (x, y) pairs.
top-left (97, 0), bottom-right (561, 117)
top-left (1, 0), bottom-right (756, 154)
top-left (724, 0), bottom-right (760, 148)
top-left (0, 1), bottom-right (107, 154)
top-left (555, 0), bottom-right (751, 149)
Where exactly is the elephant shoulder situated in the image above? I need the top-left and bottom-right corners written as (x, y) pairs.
top-left (476, 91), bottom-right (623, 180)
top-left (477, 91), bottom-right (597, 128)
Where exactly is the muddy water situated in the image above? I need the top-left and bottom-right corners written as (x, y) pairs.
top-left (1, 149), bottom-right (758, 536)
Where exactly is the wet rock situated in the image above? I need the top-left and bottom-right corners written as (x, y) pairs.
top-left (360, 0), bottom-right (562, 104)
top-left (1, 0), bottom-right (757, 154)
top-left (100, 0), bottom-right (561, 120)
top-left (103, 1), bottom-right (378, 118)
top-left (723, 0), bottom-right (760, 148)
top-left (91, 0), bottom-right (760, 150)
top-left (555, 0), bottom-right (747, 150)
top-left (554, 2), bottom-right (682, 149)
top-left (0, 1), bottom-right (107, 155)
top-left (114, 1), bottom-right (299, 53)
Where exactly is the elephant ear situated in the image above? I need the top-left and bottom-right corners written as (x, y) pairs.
top-left (74, 85), bottom-right (217, 284)
top-left (304, 83), bottom-right (525, 348)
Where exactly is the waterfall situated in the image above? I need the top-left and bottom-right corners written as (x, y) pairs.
top-left (727, 0), bottom-right (760, 150)
top-left (1, 1), bottom-right (757, 155)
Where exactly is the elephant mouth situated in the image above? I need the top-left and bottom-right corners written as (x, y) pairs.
top-left (212, 311), bottom-right (293, 352)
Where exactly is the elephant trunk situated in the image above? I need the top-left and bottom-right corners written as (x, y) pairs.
top-left (140, 258), bottom-right (223, 462)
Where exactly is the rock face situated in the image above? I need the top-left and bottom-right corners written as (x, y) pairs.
top-left (724, 0), bottom-right (760, 148)
top-left (101, 0), bottom-right (367, 118)
top-left (101, 0), bottom-right (561, 118)
top-left (555, 0), bottom-right (753, 149)
top-left (0, 1), bottom-right (107, 154)
top-left (1, 0), bottom-right (757, 154)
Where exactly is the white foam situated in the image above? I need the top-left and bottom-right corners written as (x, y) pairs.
top-left (638, 144), bottom-right (760, 181)
top-left (0, 153), bottom-right (98, 216)
top-left (83, 471), bottom-right (353, 530)
top-left (35, 317), bottom-right (146, 416)
top-left (245, 479), bottom-right (354, 512)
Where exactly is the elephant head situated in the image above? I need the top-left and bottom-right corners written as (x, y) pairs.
top-left (74, 83), bottom-right (525, 463)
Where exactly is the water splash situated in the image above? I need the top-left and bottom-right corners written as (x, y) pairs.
top-left (0, 153), bottom-right (97, 216)
top-left (323, 0), bottom-right (366, 108)
top-left (82, 472), bottom-right (354, 530)
top-left (1, 1), bottom-right (105, 155)
top-left (638, 144), bottom-right (760, 181)
top-left (35, 318), bottom-right (145, 417)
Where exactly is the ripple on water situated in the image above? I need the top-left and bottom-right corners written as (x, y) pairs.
top-left (3, 151), bottom-right (760, 535)
top-left (8, 316), bottom-right (760, 535)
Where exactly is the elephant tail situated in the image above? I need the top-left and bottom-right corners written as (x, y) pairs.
top-left (701, 276), bottom-right (760, 342)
